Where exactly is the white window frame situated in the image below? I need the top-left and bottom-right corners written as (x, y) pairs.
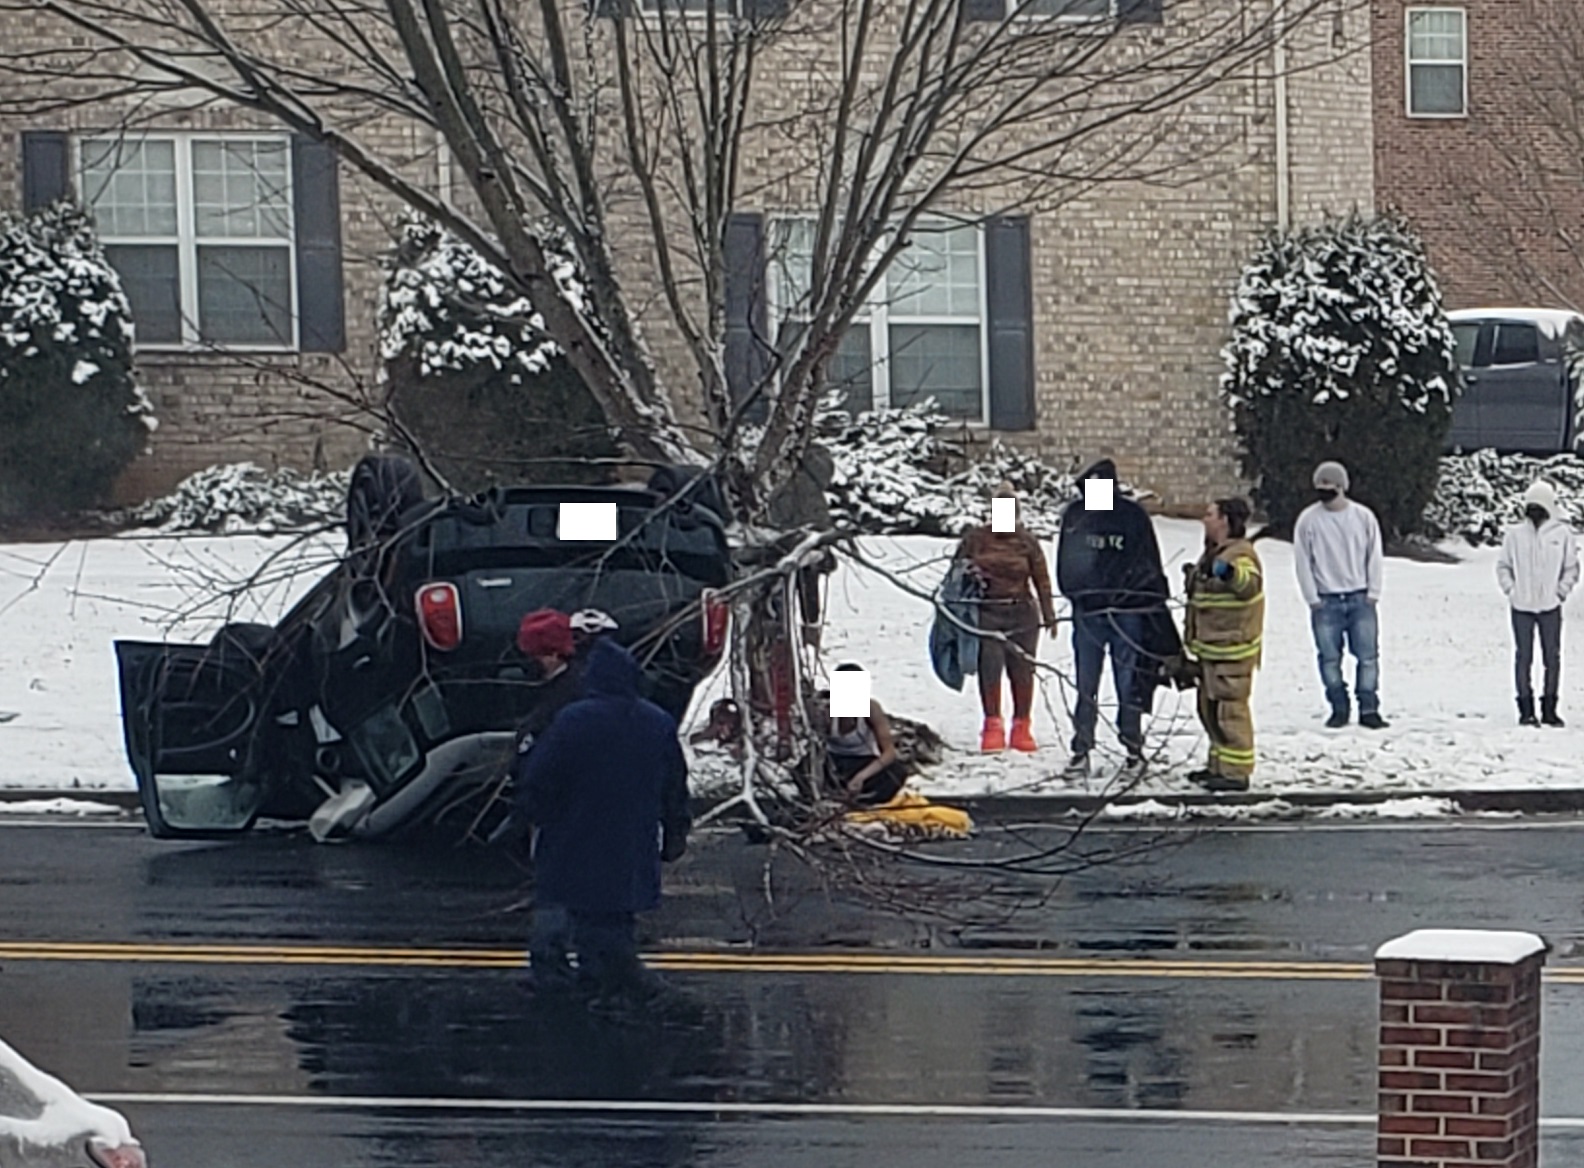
top-left (769, 217), bottom-right (990, 425)
top-left (1404, 7), bottom-right (1467, 119)
top-left (77, 132), bottom-right (299, 353)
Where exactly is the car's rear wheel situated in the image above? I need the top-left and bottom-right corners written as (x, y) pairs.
top-left (346, 453), bottom-right (426, 551)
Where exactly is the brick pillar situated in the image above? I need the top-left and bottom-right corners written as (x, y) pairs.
top-left (1375, 929), bottom-right (1548, 1168)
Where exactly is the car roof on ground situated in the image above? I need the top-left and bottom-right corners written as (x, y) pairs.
top-left (1447, 307), bottom-right (1584, 337)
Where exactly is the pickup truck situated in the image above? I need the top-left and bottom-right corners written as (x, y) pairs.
top-left (114, 455), bottom-right (732, 841)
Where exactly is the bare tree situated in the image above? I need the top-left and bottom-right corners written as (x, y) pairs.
top-left (0, 0), bottom-right (1349, 517)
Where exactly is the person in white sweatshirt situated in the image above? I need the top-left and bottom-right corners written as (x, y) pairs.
top-left (1293, 460), bottom-right (1388, 729)
top-left (1496, 480), bottom-right (1579, 727)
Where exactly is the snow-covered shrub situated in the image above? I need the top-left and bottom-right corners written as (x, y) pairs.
top-left (821, 400), bottom-right (1137, 537)
top-left (128, 463), bottom-right (349, 534)
top-left (1221, 212), bottom-right (1457, 538)
top-left (0, 203), bottom-right (152, 518)
top-left (378, 217), bottom-right (617, 490)
top-left (1424, 451), bottom-right (1584, 545)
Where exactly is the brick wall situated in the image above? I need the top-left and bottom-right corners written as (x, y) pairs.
top-left (1372, 0), bottom-right (1584, 312)
top-left (1375, 934), bottom-right (1546, 1168)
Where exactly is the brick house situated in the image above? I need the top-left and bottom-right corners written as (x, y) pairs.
top-left (1371, 0), bottom-right (1584, 313)
top-left (0, 0), bottom-right (1376, 510)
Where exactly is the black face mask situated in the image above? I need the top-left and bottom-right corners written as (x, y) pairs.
top-left (1315, 487), bottom-right (1340, 504)
top-left (1526, 504), bottom-right (1548, 527)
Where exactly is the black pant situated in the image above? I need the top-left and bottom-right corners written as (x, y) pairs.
top-left (1512, 607), bottom-right (1563, 702)
top-left (827, 753), bottom-right (906, 806)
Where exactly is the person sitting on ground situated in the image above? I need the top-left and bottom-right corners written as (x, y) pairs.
top-left (815, 664), bottom-right (908, 808)
top-left (688, 698), bottom-right (746, 760)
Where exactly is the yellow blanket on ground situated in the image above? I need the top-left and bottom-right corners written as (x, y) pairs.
top-left (843, 789), bottom-right (974, 839)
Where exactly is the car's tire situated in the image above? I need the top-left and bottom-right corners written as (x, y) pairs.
top-left (209, 621), bottom-right (278, 667)
top-left (347, 453), bottom-right (426, 550)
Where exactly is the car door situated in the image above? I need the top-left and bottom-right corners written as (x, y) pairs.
top-left (114, 639), bottom-right (275, 837)
top-left (1445, 319), bottom-right (1486, 452)
top-left (1481, 321), bottom-right (1568, 453)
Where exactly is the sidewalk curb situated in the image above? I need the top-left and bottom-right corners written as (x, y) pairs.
top-left (7, 787), bottom-right (1584, 823)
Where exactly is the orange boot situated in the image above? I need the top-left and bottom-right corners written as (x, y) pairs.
top-left (1009, 717), bottom-right (1038, 753)
top-left (980, 716), bottom-right (1006, 752)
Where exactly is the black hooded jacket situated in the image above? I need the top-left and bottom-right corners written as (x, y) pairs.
top-left (1055, 459), bottom-right (1170, 614)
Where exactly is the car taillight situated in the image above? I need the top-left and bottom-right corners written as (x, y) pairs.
top-left (700, 590), bottom-right (730, 659)
top-left (416, 582), bottom-right (463, 651)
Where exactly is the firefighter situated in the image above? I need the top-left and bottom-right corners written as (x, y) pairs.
top-left (1183, 497), bottom-right (1265, 793)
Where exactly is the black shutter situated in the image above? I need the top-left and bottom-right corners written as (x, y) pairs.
top-left (21, 131), bottom-right (70, 211)
top-left (291, 136), bottom-right (346, 354)
top-left (724, 211), bottom-right (770, 422)
top-left (592, 0), bottom-right (630, 18)
top-left (985, 215), bottom-right (1036, 431)
top-left (1116, 0), bottom-right (1163, 25)
top-left (962, 0), bottom-right (1004, 22)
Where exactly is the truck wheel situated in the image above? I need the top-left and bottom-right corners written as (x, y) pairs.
top-left (347, 453), bottom-right (425, 550)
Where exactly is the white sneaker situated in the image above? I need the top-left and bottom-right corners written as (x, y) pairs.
top-left (1060, 753), bottom-right (1090, 781)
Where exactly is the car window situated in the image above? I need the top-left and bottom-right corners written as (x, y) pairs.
top-left (1451, 322), bottom-right (1480, 368)
top-left (1491, 323), bottom-right (1541, 366)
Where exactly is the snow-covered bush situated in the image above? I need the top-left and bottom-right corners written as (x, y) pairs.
top-left (378, 217), bottom-right (617, 490)
top-left (128, 463), bottom-right (349, 534)
top-left (821, 400), bottom-right (1140, 537)
top-left (1221, 212), bottom-right (1457, 538)
top-left (0, 203), bottom-right (152, 518)
top-left (1424, 451), bottom-right (1584, 545)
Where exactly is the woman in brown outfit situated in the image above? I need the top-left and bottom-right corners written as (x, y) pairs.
top-left (953, 482), bottom-right (1058, 752)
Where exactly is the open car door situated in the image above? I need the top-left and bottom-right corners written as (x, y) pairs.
top-left (114, 639), bottom-right (275, 837)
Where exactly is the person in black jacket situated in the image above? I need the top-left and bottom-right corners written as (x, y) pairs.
top-left (1055, 458), bottom-right (1171, 780)
top-left (515, 638), bottom-right (691, 1004)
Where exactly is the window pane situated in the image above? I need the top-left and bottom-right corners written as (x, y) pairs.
top-left (830, 327), bottom-right (874, 415)
top-left (104, 245), bottom-right (183, 345)
top-left (887, 323), bottom-right (982, 418)
top-left (1410, 64), bottom-right (1464, 114)
top-left (1019, 0), bottom-right (1109, 17)
top-left (891, 226), bottom-right (980, 318)
top-left (192, 140), bottom-right (292, 239)
top-left (1492, 324), bottom-right (1540, 366)
top-left (1408, 10), bottom-right (1463, 60)
top-left (197, 246), bottom-right (293, 345)
top-left (80, 140), bottom-right (178, 238)
top-left (771, 219), bottom-right (815, 318)
top-left (1451, 322), bottom-right (1480, 368)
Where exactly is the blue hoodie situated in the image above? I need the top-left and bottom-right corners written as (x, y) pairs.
top-left (516, 639), bottom-right (691, 913)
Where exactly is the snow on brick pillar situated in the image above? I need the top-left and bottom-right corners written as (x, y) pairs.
top-left (1375, 929), bottom-right (1548, 1168)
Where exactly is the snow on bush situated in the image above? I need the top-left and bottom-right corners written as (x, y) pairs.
top-left (1424, 450), bottom-right (1584, 545)
top-left (821, 400), bottom-right (1143, 537)
top-left (379, 217), bottom-right (579, 382)
top-left (1221, 211), bottom-right (1457, 538)
top-left (128, 463), bottom-right (350, 534)
top-left (0, 203), bottom-right (152, 517)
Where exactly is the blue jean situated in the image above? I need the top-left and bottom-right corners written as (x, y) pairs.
top-left (1070, 608), bottom-right (1146, 756)
top-left (1310, 591), bottom-right (1379, 716)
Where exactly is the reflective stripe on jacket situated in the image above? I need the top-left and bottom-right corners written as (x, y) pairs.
top-left (1185, 538), bottom-right (1265, 667)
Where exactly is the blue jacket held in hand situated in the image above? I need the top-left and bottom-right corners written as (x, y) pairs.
top-left (930, 559), bottom-right (984, 691)
top-left (515, 639), bottom-right (691, 914)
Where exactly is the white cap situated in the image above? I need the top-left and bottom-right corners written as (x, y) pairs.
top-left (1523, 480), bottom-right (1559, 517)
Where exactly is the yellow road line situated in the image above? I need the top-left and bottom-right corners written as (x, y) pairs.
top-left (2, 941), bottom-right (1582, 982)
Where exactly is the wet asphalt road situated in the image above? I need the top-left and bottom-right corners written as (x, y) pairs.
top-left (8, 818), bottom-right (1584, 1165)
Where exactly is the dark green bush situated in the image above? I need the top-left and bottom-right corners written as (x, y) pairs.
top-left (1220, 212), bottom-right (1457, 539)
top-left (0, 204), bottom-right (150, 518)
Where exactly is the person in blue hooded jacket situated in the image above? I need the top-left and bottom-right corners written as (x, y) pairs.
top-left (515, 638), bottom-right (691, 1001)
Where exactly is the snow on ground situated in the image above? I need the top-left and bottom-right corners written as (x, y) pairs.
top-left (4, 518), bottom-right (1584, 804)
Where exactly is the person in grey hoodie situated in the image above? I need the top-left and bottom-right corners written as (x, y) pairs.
top-left (1497, 480), bottom-right (1579, 727)
top-left (1293, 460), bottom-right (1388, 729)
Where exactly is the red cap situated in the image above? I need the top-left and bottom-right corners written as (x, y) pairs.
top-left (516, 609), bottom-right (573, 658)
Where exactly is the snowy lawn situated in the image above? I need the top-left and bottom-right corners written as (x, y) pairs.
top-left (3, 518), bottom-right (1584, 800)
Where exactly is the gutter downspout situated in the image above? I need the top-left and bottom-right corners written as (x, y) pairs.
top-left (1273, 0), bottom-right (1291, 231)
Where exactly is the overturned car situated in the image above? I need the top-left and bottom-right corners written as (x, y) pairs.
top-left (114, 456), bottom-right (732, 841)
